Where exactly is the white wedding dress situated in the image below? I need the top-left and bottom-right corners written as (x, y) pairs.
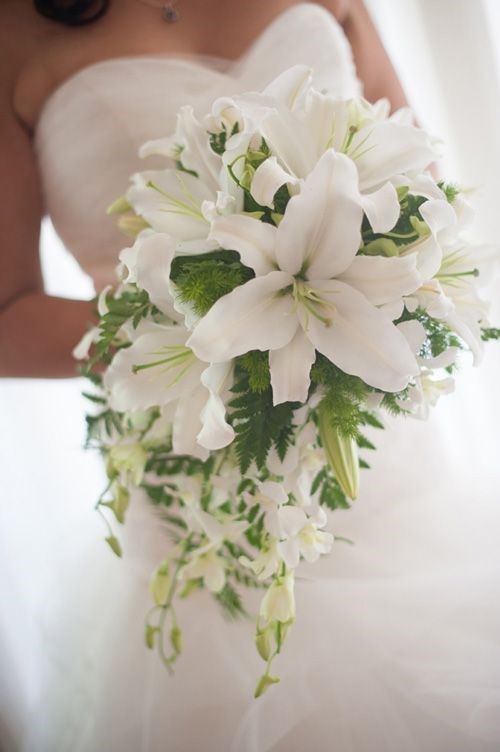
top-left (3, 4), bottom-right (500, 750)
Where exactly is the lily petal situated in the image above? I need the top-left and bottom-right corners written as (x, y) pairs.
top-left (250, 157), bottom-right (299, 209)
top-left (353, 121), bottom-right (437, 192)
top-left (197, 362), bottom-right (235, 450)
top-left (209, 214), bottom-right (277, 274)
top-left (269, 328), bottom-right (316, 405)
top-left (173, 387), bottom-right (209, 460)
top-left (263, 65), bottom-right (312, 111)
top-left (119, 233), bottom-right (179, 319)
top-left (104, 326), bottom-right (203, 411)
top-left (301, 279), bottom-right (418, 392)
top-left (275, 151), bottom-right (363, 279)
top-left (128, 169), bottom-right (211, 240)
top-left (187, 271), bottom-right (297, 362)
top-left (361, 182), bottom-right (400, 234)
top-left (337, 254), bottom-right (421, 305)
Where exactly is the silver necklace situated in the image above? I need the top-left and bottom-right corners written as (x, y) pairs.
top-left (137, 0), bottom-right (181, 23)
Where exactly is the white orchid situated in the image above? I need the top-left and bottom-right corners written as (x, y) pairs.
top-left (273, 505), bottom-right (333, 569)
top-left (245, 480), bottom-right (289, 537)
top-left (188, 150), bottom-right (420, 404)
top-left (180, 547), bottom-right (227, 593)
top-left (239, 540), bottom-right (282, 581)
top-left (179, 500), bottom-right (248, 593)
top-left (260, 570), bottom-right (296, 624)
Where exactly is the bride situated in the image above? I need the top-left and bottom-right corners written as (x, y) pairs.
top-left (1, 1), bottom-right (500, 750)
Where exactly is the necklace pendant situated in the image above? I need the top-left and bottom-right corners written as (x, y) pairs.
top-left (162, 2), bottom-right (180, 22)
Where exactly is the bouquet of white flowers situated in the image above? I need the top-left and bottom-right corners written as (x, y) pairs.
top-left (77, 66), bottom-right (499, 697)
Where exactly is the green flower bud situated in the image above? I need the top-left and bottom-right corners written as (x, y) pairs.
top-left (108, 442), bottom-right (148, 485)
top-left (111, 485), bottom-right (129, 524)
top-left (170, 625), bottom-right (183, 655)
top-left (117, 214), bottom-right (150, 238)
top-left (362, 238), bottom-right (399, 257)
top-left (409, 215), bottom-right (430, 237)
top-left (149, 562), bottom-right (171, 606)
top-left (106, 195), bottom-right (132, 215)
top-left (145, 624), bottom-right (159, 650)
top-left (105, 535), bottom-right (122, 558)
top-left (255, 627), bottom-right (272, 662)
top-left (254, 673), bottom-right (280, 699)
top-left (318, 401), bottom-right (360, 500)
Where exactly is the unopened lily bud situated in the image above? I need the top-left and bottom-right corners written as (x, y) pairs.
top-left (362, 238), bottom-right (399, 257)
top-left (149, 562), bottom-right (171, 606)
top-left (106, 195), bottom-right (132, 215)
top-left (117, 214), bottom-right (150, 238)
top-left (254, 673), bottom-right (280, 699)
top-left (409, 215), bottom-right (430, 237)
top-left (318, 402), bottom-right (360, 500)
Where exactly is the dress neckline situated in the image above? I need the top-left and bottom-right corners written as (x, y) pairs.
top-left (34, 3), bottom-right (327, 132)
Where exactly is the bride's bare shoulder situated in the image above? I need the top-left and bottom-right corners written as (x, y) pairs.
top-left (0, 2), bottom-right (61, 128)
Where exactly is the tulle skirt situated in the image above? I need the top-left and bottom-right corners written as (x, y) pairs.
top-left (2, 345), bottom-right (500, 751)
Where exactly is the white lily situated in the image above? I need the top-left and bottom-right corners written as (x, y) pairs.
top-left (241, 70), bottom-right (436, 230)
top-left (188, 150), bottom-right (420, 404)
top-left (103, 321), bottom-right (234, 458)
top-left (119, 232), bottom-right (180, 320)
top-left (127, 170), bottom-right (228, 255)
top-left (140, 105), bottom-right (222, 191)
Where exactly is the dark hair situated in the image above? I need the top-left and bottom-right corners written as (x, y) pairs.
top-left (33, 0), bottom-right (110, 26)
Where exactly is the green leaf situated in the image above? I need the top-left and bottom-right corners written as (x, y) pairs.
top-left (214, 583), bottom-right (247, 620)
top-left (229, 366), bottom-right (299, 473)
top-left (481, 327), bottom-right (500, 342)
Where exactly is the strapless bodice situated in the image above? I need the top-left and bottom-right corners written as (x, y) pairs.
top-left (34, 3), bottom-right (361, 289)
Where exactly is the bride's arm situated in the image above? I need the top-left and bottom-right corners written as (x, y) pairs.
top-left (322, 0), bottom-right (408, 111)
top-left (0, 106), bottom-right (97, 378)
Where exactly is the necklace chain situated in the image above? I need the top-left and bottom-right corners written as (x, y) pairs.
top-left (137, 0), bottom-right (181, 23)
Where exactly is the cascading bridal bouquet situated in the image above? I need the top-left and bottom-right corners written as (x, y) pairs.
top-left (76, 65), bottom-right (499, 697)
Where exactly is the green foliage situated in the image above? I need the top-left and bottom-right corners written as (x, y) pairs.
top-left (208, 122), bottom-right (240, 156)
top-left (399, 307), bottom-right (463, 360)
top-left (214, 583), bottom-right (247, 620)
top-left (171, 250), bottom-right (254, 316)
top-left (85, 408), bottom-right (124, 445)
top-left (361, 190), bottom-right (428, 251)
top-left (481, 327), bottom-right (500, 342)
top-left (381, 390), bottom-right (410, 416)
top-left (229, 367), bottom-right (299, 472)
top-left (84, 287), bottom-right (158, 374)
top-left (310, 356), bottom-right (369, 438)
top-left (239, 351), bottom-right (271, 392)
top-left (311, 467), bottom-right (350, 510)
top-left (144, 445), bottom-right (211, 479)
top-left (438, 181), bottom-right (460, 203)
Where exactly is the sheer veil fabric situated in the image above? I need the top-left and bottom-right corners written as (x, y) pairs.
top-left (1, 4), bottom-right (500, 750)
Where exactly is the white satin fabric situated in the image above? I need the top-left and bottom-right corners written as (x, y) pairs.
top-left (5, 3), bottom-right (500, 750)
